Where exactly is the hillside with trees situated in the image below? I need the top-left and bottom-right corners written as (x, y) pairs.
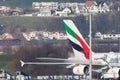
top-left (0, 12), bottom-right (120, 37)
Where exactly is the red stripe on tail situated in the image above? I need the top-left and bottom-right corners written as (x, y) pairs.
top-left (76, 34), bottom-right (90, 60)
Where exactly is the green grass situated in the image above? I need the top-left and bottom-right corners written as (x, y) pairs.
top-left (0, 16), bottom-right (65, 32)
top-left (0, 54), bottom-right (15, 72)
top-left (0, 54), bottom-right (13, 61)
top-left (0, 0), bottom-right (37, 8)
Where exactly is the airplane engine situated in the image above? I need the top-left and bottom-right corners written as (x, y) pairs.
top-left (101, 67), bottom-right (120, 79)
top-left (73, 65), bottom-right (89, 75)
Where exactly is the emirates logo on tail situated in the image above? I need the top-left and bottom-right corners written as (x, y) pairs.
top-left (63, 20), bottom-right (90, 60)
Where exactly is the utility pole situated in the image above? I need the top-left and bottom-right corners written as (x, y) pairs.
top-left (119, 37), bottom-right (120, 53)
top-left (89, 14), bottom-right (92, 80)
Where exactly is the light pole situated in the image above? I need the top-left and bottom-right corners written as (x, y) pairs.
top-left (89, 14), bottom-right (92, 80)
top-left (119, 37), bottom-right (120, 53)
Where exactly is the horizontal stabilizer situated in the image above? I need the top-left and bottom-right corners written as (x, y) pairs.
top-left (20, 60), bottom-right (25, 67)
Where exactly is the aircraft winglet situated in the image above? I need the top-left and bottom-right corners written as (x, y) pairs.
top-left (20, 60), bottom-right (25, 67)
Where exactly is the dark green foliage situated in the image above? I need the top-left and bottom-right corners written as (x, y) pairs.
top-left (93, 12), bottom-right (120, 34)
top-left (13, 43), bottom-right (72, 76)
top-left (93, 44), bottom-right (119, 52)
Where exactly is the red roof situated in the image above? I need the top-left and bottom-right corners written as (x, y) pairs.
top-left (85, 0), bottom-right (95, 7)
top-left (117, 1), bottom-right (120, 6)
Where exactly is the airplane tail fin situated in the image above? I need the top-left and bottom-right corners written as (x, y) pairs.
top-left (63, 20), bottom-right (90, 60)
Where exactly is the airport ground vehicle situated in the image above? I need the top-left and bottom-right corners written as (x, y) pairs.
top-left (16, 71), bottom-right (31, 80)
top-left (0, 69), bottom-right (14, 80)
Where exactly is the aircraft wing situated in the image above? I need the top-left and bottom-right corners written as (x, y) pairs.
top-left (20, 57), bottom-right (106, 67)
top-left (36, 57), bottom-right (106, 65)
top-left (36, 57), bottom-right (68, 61)
top-left (20, 60), bottom-right (91, 67)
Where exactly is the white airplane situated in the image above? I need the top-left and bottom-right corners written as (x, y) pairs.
top-left (20, 20), bottom-right (120, 79)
